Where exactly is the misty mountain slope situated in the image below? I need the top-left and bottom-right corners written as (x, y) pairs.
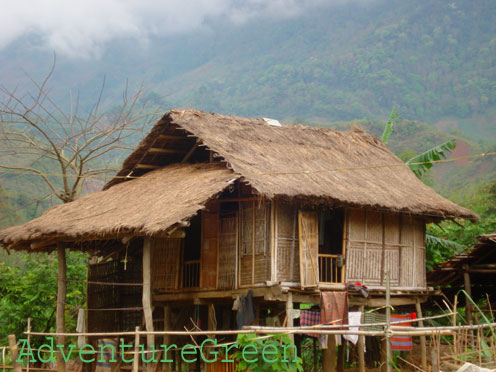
top-left (1, 0), bottom-right (494, 141)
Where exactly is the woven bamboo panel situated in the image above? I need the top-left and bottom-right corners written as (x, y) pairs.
top-left (366, 211), bottom-right (382, 243)
top-left (87, 258), bottom-right (142, 332)
top-left (151, 238), bottom-right (181, 290)
top-left (276, 202), bottom-right (300, 282)
top-left (346, 241), bottom-right (365, 282)
top-left (239, 255), bottom-right (252, 286)
top-left (346, 209), bottom-right (426, 288)
top-left (298, 210), bottom-right (319, 287)
top-left (384, 213), bottom-right (400, 244)
top-left (348, 208), bottom-right (366, 241)
top-left (218, 214), bottom-right (237, 289)
top-left (414, 218), bottom-right (426, 287)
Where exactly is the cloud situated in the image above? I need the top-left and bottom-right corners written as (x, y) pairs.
top-left (0, 0), bottom-right (355, 58)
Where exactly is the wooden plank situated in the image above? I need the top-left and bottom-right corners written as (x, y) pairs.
top-left (135, 164), bottom-right (160, 169)
top-left (148, 148), bottom-right (183, 154)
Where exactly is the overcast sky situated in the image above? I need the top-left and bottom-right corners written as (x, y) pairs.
top-left (0, 0), bottom-right (350, 59)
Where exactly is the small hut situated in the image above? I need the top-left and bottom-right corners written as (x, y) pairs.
top-left (427, 234), bottom-right (496, 323)
top-left (0, 110), bottom-right (477, 369)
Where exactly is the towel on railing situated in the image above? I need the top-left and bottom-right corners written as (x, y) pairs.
top-left (321, 291), bottom-right (348, 326)
top-left (390, 313), bottom-right (416, 351)
top-left (363, 312), bottom-right (386, 332)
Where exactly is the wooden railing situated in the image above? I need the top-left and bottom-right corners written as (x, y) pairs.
top-left (318, 254), bottom-right (340, 283)
top-left (182, 260), bottom-right (200, 288)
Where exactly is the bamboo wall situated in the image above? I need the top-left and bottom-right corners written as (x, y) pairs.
top-left (239, 201), bottom-right (271, 286)
top-left (151, 238), bottom-right (182, 290)
top-left (202, 205), bottom-right (219, 289)
top-left (87, 258), bottom-right (142, 332)
top-left (345, 209), bottom-right (426, 288)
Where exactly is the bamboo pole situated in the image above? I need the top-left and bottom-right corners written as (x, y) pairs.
top-left (357, 306), bottom-right (366, 372)
top-left (133, 327), bottom-right (140, 372)
top-left (415, 300), bottom-right (427, 371)
top-left (56, 245), bottom-right (66, 372)
top-left (8, 335), bottom-right (22, 372)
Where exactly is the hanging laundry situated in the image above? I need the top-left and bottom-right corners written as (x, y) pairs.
top-left (292, 309), bottom-right (301, 319)
top-left (300, 310), bottom-right (338, 349)
top-left (363, 312), bottom-right (386, 332)
top-left (300, 310), bottom-right (321, 338)
top-left (236, 290), bottom-right (256, 329)
top-left (343, 311), bottom-right (362, 345)
top-left (321, 291), bottom-right (348, 326)
top-left (390, 313), bottom-right (416, 351)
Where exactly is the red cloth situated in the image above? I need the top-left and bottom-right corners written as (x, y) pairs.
top-left (390, 313), bottom-right (416, 351)
top-left (320, 291), bottom-right (348, 326)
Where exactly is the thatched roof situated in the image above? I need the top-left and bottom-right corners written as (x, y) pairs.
top-left (0, 163), bottom-right (235, 250)
top-left (0, 109), bottom-right (477, 250)
top-left (106, 110), bottom-right (476, 220)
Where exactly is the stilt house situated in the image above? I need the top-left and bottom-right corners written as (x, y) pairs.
top-left (0, 110), bottom-right (476, 339)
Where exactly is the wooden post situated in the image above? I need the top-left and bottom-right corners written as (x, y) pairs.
top-left (286, 293), bottom-right (294, 342)
top-left (143, 238), bottom-right (155, 372)
top-left (463, 265), bottom-right (473, 325)
top-left (357, 306), bottom-right (366, 372)
top-left (8, 335), bottom-right (22, 372)
top-left (133, 327), bottom-right (140, 372)
top-left (415, 300), bottom-right (427, 371)
top-left (323, 335), bottom-right (336, 372)
top-left (337, 343), bottom-right (345, 372)
top-left (56, 245), bottom-right (67, 372)
top-left (163, 305), bottom-right (171, 372)
top-left (431, 346), bottom-right (439, 372)
top-left (313, 338), bottom-right (318, 372)
top-left (452, 295), bottom-right (458, 355)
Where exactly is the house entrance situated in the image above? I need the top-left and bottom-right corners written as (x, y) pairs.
top-left (318, 208), bottom-right (344, 283)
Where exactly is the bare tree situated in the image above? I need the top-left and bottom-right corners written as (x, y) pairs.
top-left (0, 61), bottom-right (163, 372)
top-left (0, 61), bottom-right (160, 204)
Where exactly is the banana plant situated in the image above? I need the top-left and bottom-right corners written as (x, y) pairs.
top-left (381, 109), bottom-right (461, 259)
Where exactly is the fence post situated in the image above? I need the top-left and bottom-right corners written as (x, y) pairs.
top-left (133, 328), bottom-right (140, 372)
top-left (8, 335), bottom-right (22, 372)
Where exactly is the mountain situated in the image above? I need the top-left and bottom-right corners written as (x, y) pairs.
top-left (1, 0), bottom-right (495, 141)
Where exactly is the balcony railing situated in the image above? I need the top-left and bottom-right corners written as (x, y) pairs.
top-left (318, 254), bottom-right (341, 283)
top-left (182, 260), bottom-right (200, 288)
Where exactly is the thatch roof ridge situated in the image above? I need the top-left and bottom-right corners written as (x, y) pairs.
top-left (103, 109), bottom-right (477, 221)
top-left (0, 163), bottom-right (237, 250)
